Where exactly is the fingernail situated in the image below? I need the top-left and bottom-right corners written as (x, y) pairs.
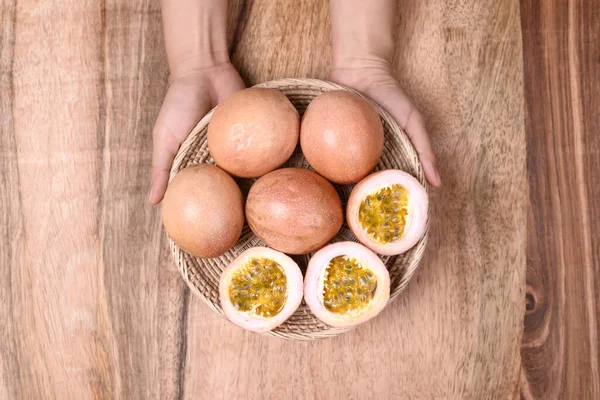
top-left (434, 168), bottom-right (442, 186)
top-left (148, 184), bottom-right (155, 204)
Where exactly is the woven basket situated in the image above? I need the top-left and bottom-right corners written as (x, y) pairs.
top-left (168, 78), bottom-right (428, 340)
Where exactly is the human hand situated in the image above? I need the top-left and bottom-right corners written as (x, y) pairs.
top-left (149, 61), bottom-right (245, 204)
top-left (329, 58), bottom-right (441, 187)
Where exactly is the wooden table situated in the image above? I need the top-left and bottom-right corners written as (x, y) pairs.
top-left (1, 0), bottom-right (597, 398)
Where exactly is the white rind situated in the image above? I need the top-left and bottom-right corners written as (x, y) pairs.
top-left (304, 241), bottom-right (391, 328)
top-left (347, 169), bottom-right (428, 256)
top-left (219, 247), bottom-right (304, 333)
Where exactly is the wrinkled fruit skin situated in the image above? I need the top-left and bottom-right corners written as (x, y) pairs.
top-left (162, 164), bottom-right (244, 258)
top-left (219, 247), bottom-right (304, 333)
top-left (246, 168), bottom-right (343, 255)
top-left (300, 90), bottom-right (384, 184)
top-left (347, 170), bottom-right (428, 256)
top-left (208, 87), bottom-right (300, 178)
top-left (304, 241), bottom-right (390, 328)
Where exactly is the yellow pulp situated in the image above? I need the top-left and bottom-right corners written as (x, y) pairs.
top-left (358, 184), bottom-right (409, 244)
top-left (322, 256), bottom-right (378, 314)
top-left (228, 258), bottom-right (287, 317)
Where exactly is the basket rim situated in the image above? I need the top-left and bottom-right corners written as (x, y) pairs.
top-left (167, 77), bottom-right (429, 340)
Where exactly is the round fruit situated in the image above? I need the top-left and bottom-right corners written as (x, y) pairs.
top-left (347, 169), bottom-right (428, 256)
top-left (162, 164), bottom-right (244, 258)
top-left (246, 168), bottom-right (343, 255)
top-left (300, 90), bottom-right (384, 184)
top-left (304, 241), bottom-right (390, 327)
top-left (208, 87), bottom-right (300, 178)
top-left (219, 247), bottom-right (303, 333)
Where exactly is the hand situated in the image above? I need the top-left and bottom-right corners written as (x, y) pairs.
top-left (329, 58), bottom-right (441, 187)
top-left (149, 62), bottom-right (245, 204)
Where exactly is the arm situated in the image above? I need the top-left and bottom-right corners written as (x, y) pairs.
top-left (150, 0), bottom-right (245, 204)
top-left (162, 0), bottom-right (229, 75)
top-left (329, 0), bottom-right (441, 187)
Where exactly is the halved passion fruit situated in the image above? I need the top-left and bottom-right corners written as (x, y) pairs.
top-left (347, 170), bottom-right (428, 256)
top-left (304, 241), bottom-right (390, 328)
top-left (219, 247), bottom-right (303, 333)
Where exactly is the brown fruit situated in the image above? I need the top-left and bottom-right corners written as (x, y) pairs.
top-left (208, 87), bottom-right (300, 178)
top-left (162, 164), bottom-right (244, 258)
top-left (246, 168), bottom-right (343, 255)
top-left (300, 90), bottom-right (384, 184)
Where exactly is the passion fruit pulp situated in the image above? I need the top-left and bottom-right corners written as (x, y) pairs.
top-left (347, 170), bottom-right (428, 256)
top-left (220, 247), bottom-right (303, 333)
top-left (358, 184), bottom-right (409, 244)
top-left (304, 242), bottom-right (390, 328)
top-left (228, 257), bottom-right (287, 317)
top-left (321, 255), bottom-right (378, 314)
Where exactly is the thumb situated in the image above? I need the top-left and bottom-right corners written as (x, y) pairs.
top-left (365, 86), bottom-right (441, 187)
top-left (149, 86), bottom-right (211, 204)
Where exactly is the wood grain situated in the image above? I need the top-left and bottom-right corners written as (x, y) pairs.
top-left (0, 0), bottom-right (527, 398)
top-left (520, 0), bottom-right (600, 398)
top-left (0, 1), bottom-right (20, 399)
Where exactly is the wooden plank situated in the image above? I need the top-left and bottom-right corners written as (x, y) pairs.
top-left (520, 0), bottom-right (600, 398)
top-left (3, 0), bottom-right (111, 398)
top-left (0, 1), bottom-right (22, 399)
top-left (100, 1), bottom-right (187, 398)
top-left (0, 1), bottom-right (186, 398)
top-left (180, 1), bottom-right (526, 398)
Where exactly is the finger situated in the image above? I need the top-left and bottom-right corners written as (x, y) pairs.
top-left (366, 88), bottom-right (441, 187)
top-left (404, 108), bottom-right (441, 187)
top-left (150, 123), bottom-right (181, 205)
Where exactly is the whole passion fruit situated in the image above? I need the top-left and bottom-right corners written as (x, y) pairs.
top-left (347, 170), bottom-right (428, 256)
top-left (246, 168), bottom-right (343, 255)
top-left (208, 87), bottom-right (300, 178)
top-left (300, 90), bottom-right (384, 184)
top-left (219, 247), bottom-right (303, 332)
top-left (304, 241), bottom-right (390, 328)
top-left (162, 164), bottom-right (244, 258)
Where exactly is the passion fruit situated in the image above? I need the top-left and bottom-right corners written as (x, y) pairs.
top-left (208, 87), bottom-right (300, 178)
top-left (304, 241), bottom-right (390, 327)
top-left (219, 247), bottom-right (303, 332)
top-left (300, 90), bottom-right (384, 184)
top-left (246, 168), bottom-right (343, 255)
top-left (347, 170), bottom-right (428, 256)
top-left (162, 164), bottom-right (244, 258)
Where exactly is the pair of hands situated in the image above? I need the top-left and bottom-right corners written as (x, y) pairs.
top-left (149, 59), bottom-right (440, 205)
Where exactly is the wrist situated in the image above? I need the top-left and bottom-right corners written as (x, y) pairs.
top-left (169, 51), bottom-right (231, 82)
top-left (161, 0), bottom-right (230, 80)
top-left (330, 55), bottom-right (392, 75)
top-left (331, 36), bottom-right (394, 65)
top-left (331, 37), bottom-right (394, 68)
top-left (329, 0), bottom-right (396, 72)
